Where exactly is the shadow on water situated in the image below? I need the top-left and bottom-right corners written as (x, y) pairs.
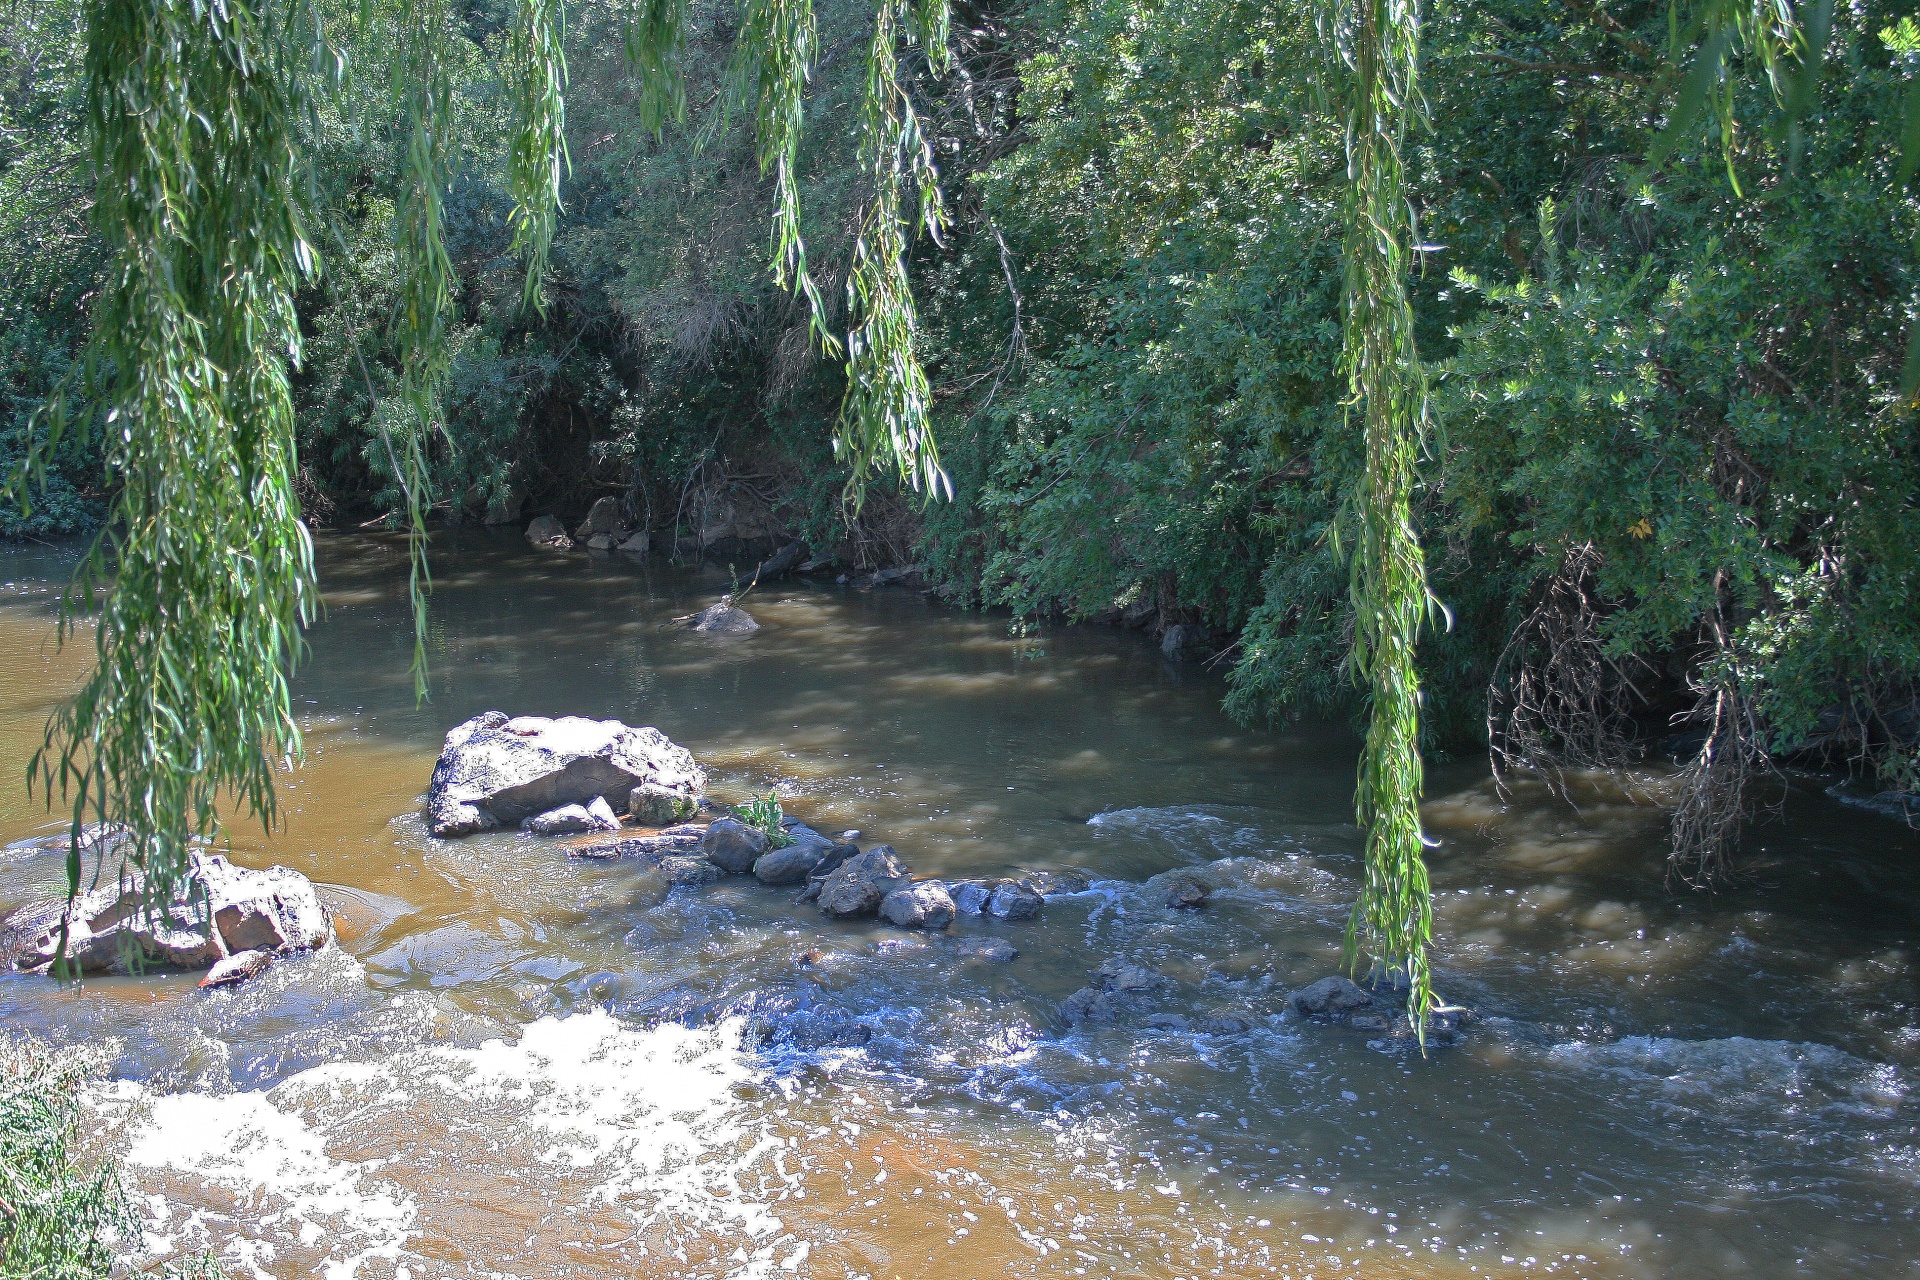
top-left (0, 528), bottom-right (1914, 1279)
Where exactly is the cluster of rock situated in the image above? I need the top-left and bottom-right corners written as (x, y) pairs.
top-left (1288, 974), bottom-right (1471, 1044)
top-left (0, 851), bottom-right (333, 987)
top-left (424, 712), bottom-right (1066, 937)
top-left (524, 498), bottom-right (650, 553)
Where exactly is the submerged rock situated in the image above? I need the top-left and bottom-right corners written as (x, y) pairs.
top-left (879, 881), bottom-right (956, 930)
top-left (955, 937), bottom-right (1020, 963)
top-left (525, 514), bottom-right (572, 549)
top-left (3, 822), bottom-right (132, 861)
top-left (570, 825), bottom-right (707, 861)
top-left (1165, 878), bottom-right (1210, 910)
top-left (1, 853), bottom-right (331, 978)
top-left (690, 597), bottom-right (759, 635)
top-left (1289, 975), bottom-right (1375, 1019)
top-left (425, 712), bottom-right (704, 837)
top-left (524, 796), bottom-right (621, 835)
top-left (817, 845), bottom-right (910, 918)
top-left (657, 854), bottom-right (727, 887)
top-left (700, 818), bottom-right (769, 874)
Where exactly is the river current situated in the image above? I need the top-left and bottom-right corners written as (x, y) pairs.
top-left (0, 530), bottom-right (1915, 1279)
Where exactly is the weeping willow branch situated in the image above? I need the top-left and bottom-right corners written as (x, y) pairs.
top-left (625, 0), bottom-right (689, 131)
top-left (836, 0), bottom-right (952, 505)
top-left (725, 0), bottom-right (835, 345)
top-left (14, 0), bottom-right (319, 946)
top-left (385, 0), bottom-right (457, 699)
top-left (1321, 0), bottom-right (1438, 1040)
top-left (507, 0), bottom-right (569, 313)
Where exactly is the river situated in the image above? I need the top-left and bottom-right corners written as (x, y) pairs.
top-left (0, 530), bottom-right (1914, 1279)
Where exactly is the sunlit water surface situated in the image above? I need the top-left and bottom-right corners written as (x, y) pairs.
top-left (0, 531), bottom-right (1915, 1280)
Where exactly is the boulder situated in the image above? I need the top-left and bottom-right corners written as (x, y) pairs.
top-left (426, 712), bottom-right (705, 837)
top-left (950, 882), bottom-right (992, 915)
top-left (700, 818), bottom-right (769, 874)
top-left (816, 845), bottom-right (910, 918)
top-left (1289, 975), bottom-right (1375, 1019)
top-left (525, 515), bottom-right (572, 549)
top-left (753, 841), bottom-right (830, 886)
top-left (1160, 624), bottom-right (1192, 658)
top-left (1166, 878), bottom-right (1210, 909)
top-left (617, 531), bottom-right (651, 554)
top-left (2, 853), bottom-right (331, 977)
top-left (629, 783), bottom-right (698, 826)
top-left (483, 489), bottom-right (523, 526)
top-left (524, 795), bottom-right (621, 836)
top-left (586, 534), bottom-right (616, 551)
top-left (690, 598), bottom-right (759, 635)
top-left (879, 881), bottom-right (956, 930)
top-left (576, 496), bottom-right (626, 540)
top-left (751, 542), bottom-right (808, 583)
top-left (987, 881), bottom-right (1044, 920)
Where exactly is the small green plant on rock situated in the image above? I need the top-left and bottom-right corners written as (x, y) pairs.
top-left (736, 791), bottom-right (795, 849)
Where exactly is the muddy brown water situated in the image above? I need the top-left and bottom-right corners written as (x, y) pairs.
top-left (0, 530), bottom-right (1915, 1280)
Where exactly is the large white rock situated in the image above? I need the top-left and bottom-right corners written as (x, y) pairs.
top-left (426, 712), bottom-right (706, 837)
top-left (1, 852), bottom-right (332, 976)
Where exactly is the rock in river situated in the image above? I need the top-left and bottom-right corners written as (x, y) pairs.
top-left (426, 712), bottom-right (705, 838)
top-left (689, 597), bottom-right (759, 635)
top-left (817, 845), bottom-right (910, 918)
top-left (524, 796), bottom-right (621, 835)
top-left (700, 817), bottom-right (769, 874)
top-left (525, 514), bottom-right (572, 549)
top-left (987, 881), bottom-right (1044, 920)
top-left (879, 880), bottom-right (956, 930)
top-left (629, 782), bottom-right (697, 826)
top-left (1, 853), bottom-right (332, 978)
top-left (1289, 975), bottom-right (1375, 1019)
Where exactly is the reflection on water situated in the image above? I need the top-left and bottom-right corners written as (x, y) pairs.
top-left (0, 530), bottom-right (1915, 1279)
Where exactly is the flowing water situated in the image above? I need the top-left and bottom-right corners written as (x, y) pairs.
top-left (0, 530), bottom-right (1915, 1280)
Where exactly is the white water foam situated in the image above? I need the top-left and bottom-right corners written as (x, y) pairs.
top-left (93, 1010), bottom-right (798, 1280)
top-left (1550, 1034), bottom-right (1908, 1114)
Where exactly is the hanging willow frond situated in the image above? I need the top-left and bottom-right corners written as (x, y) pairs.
top-left (507, 0), bottom-right (570, 314)
top-left (13, 0), bottom-right (319, 953)
top-left (625, 0), bottom-right (689, 131)
top-left (1320, 0), bottom-right (1438, 1042)
top-left (386, 0), bottom-right (457, 699)
top-left (724, 0), bottom-right (835, 345)
top-left (836, 0), bottom-right (952, 505)
top-left (1645, 0), bottom-right (1815, 195)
